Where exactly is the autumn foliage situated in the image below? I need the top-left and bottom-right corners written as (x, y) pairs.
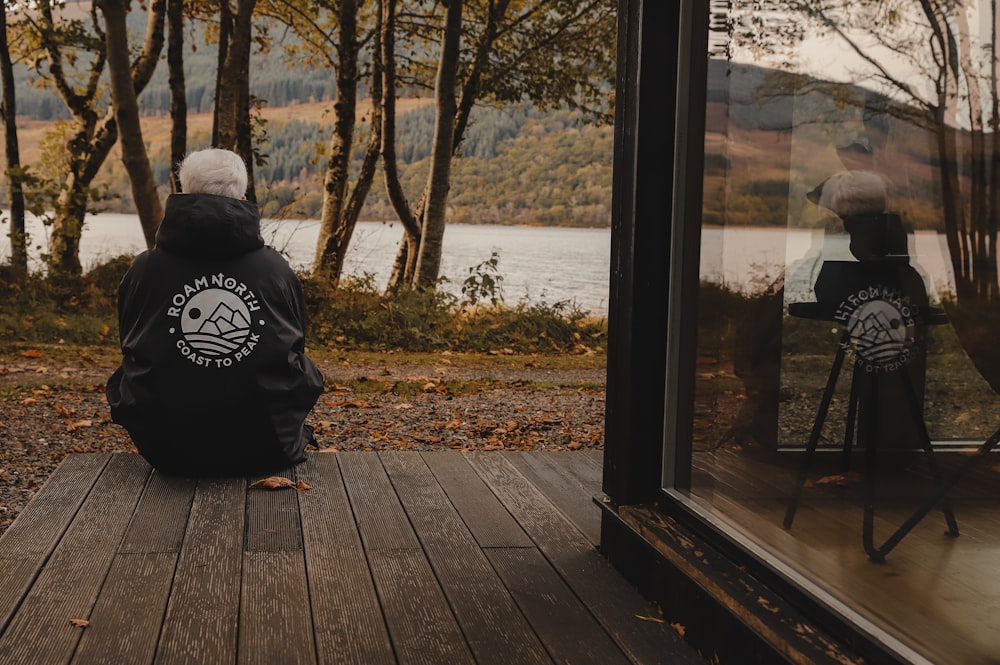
top-left (0, 256), bottom-right (606, 354)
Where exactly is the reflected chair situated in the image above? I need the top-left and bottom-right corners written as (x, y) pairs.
top-left (782, 258), bottom-right (959, 562)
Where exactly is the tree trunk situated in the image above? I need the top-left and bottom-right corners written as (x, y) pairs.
top-left (379, 0), bottom-right (423, 291)
top-left (312, 0), bottom-right (383, 282)
top-left (381, 0), bottom-right (422, 290)
top-left (39, 0), bottom-right (163, 276)
top-left (238, 90), bottom-right (256, 202)
top-left (0, 4), bottom-right (26, 279)
top-left (383, 0), bottom-right (504, 290)
top-left (167, 0), bottom-right (187, 192)
top-left (212, 1), bottom-right (232, 147)
top-left (990, 0), bottom-right (1000, 301)
top-left (412, 0), bottom-right (462, 289)
top-left (956, 7), bottom-right (995, 299)
top-left (213, 0), bottom-right (256, 200)
top-left (100, 0), bottom-right (165, 248)
top-left (215, 0), bottom-right (255, 153)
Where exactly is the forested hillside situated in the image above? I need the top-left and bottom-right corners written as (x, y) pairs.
top-left (6, 11), bottom-right (613, 228)
top-left (143, 104), bottom-right (612, 226)
top-left (6, 102), bottom-right (612, 227)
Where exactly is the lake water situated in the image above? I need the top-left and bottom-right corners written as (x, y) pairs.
top-left (3, 214), bottom-right (958, 314)
top-left (7, 214), bottom-right (615, 315)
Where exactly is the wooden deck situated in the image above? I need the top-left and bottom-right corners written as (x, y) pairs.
top-left (0, 450), bottom-right (702, 665)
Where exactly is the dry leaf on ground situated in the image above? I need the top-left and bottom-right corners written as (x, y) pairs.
top-left (815, 472), bottom-right (862, 487)
top-left (249, 476), bottom-right (297, 490)
top-left (248, 476), bottom-right (313, 491)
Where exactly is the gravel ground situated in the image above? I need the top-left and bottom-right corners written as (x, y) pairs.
top-left (0, 353), bottom-right (607, 535)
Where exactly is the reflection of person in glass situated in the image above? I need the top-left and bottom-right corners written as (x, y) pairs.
top-left (806, 169), bottom-right (929, 451)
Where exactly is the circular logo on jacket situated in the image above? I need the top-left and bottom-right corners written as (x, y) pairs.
top-left (167, 273), bottom-right (264, 368)
top-left (179, 289), bottom-right (251, 356)
top-left (834, 284), bottom-right (916, 373)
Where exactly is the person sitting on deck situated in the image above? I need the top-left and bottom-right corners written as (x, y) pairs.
top-left (106, 148), bottom-right (324, 477)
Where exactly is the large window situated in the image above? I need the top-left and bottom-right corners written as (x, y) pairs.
top-left (669, 2), bottom-right (1000, 662)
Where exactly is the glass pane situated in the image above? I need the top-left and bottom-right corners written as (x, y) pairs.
top-left (686, 2), bottom-right (1000, 661)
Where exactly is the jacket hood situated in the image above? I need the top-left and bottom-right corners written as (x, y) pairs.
top-left (155, 193), bottom-right (265, 259)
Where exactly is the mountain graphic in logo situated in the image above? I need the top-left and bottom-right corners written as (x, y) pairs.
top-left (845, 299), bottom-right (913, 367)
top-left (180, 288), bottom-right (252, 356)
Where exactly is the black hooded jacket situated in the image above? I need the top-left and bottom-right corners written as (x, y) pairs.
top-left (107, 193), bottom-right (324, 476)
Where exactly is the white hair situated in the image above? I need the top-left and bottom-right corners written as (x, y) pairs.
top-left (177, 149), bottom-right (248, 200)
top-left (817, 170), bottom-right (887, 217)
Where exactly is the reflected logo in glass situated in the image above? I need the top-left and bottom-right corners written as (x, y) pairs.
top-left (834, 285), bottom-right (917, 373)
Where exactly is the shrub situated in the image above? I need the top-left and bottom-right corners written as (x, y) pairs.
top-left (0, 255), bottom-right (131, 346)
top-left (1, 257), bottom-right (608, 354)
top-left (301, 273), bottom-right (606, 353)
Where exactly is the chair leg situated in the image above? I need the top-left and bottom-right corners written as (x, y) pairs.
top-left (841, 368), bottom-right (861, 472)
top-left (901, 366), bottom-right (959, 537)
top-left (871, 427), bottom-right (1000, 560)
top-left (784, 340), bottom-right (850, 530)
top-left (866, 367), bottom-right (960, 560)
top-left (859, 374), bottom-right (885, 562)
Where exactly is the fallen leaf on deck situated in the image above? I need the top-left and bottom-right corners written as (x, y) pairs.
top-left (670, 622), bottom-right (686, 636)
top-left (69, 619), bottom-right (90, 628)
top-left (249, 476), bottom-right (297, 490)
top-left (248, 477), bottom-right (313, 491)
top-left (815, 472), bottom-right (862, 487)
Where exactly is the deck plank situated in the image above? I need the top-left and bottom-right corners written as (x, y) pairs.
top-left (0, 451), bottom-right (702, 665)
top-left (296, 454), bottom-right (395, 665)
top-left (505, 451), bottom-right (602, 545)
top-left (70, 552), bottom-right (177, 665)
top-left (0, 454), bottom-right (151, 665)
top-left (546, 449), bottom-right (604, 488)
top-left (583, 448), bottom-right (605, 470)
top-left (485, 546), bottom-right (631, 665)
top-left (120, 472), bottom-right (196, 553)
top-left (71, 471), bottom-right (194, 664)
top-left (339, 452), bottom-right (474, 665)
top-left (245, 468), bottom-right (303, 552)
top-left (153, 477), bottom-right (245, 665)
top-left (421, 451), bottom-right (534, 548)
top-left (0, 454), bottom-right (110, 633)
top-left (239, 550), bottom-right (316, 665)
top-left (467, 452), bottom-right (702, 665)
top-left (381, 452), bottom-right (551, 665)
